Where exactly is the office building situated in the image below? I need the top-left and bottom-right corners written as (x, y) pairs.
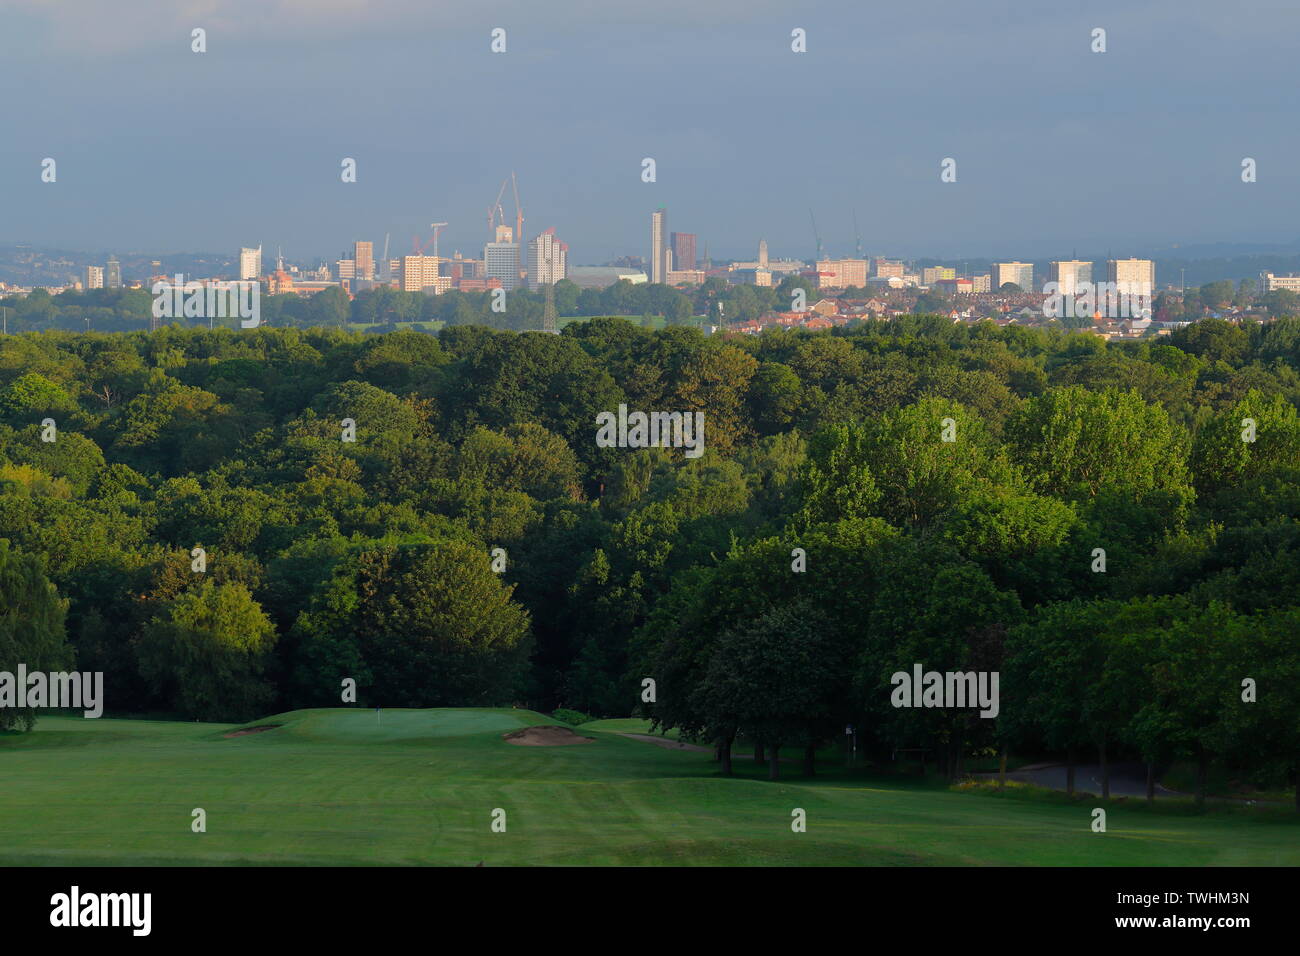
top-left (527, 228), bottom-right (568, 290)
top-left (1050, 260), bottom-right (1093, 296)
top-left (450, 253), bottom-right (483, 281)
top-left (239, 246), bottom-right (261, 282)
top-left (651, 209), bottom-right (667, 284)
top-left (671, 232), bottom-right (697, 271)
top-left (729, 268), bottom-right (772, 287)
top-left (1107, 258), bottom-right (1155, 295)
top-left (400, 256), bottom-right (444, 293)
top-left (354, 241), bottom-right (374, 281)
top-left (992, 261), bottom-right (1034, 292)
top-left (484, 225), bottom-right (520, 291)
top-left (815, 258), bottom-right (869, 289)
top-left (1262, 273), bottom-right (1300, 293)
top-left (106, 255), bottom-right (122, 289)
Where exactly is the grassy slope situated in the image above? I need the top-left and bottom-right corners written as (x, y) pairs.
top-left (2, 709), bottom-right (1296, 866)
top-left (578, 718), bottom-right (679, 738)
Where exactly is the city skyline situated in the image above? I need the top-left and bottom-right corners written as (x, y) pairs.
top-left (15, 234), bottom-right (1202, 317)
top-left (3, 222), bottom-right (1291, 293)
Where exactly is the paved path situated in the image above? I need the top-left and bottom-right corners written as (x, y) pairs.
top-left (971, 762), bottom-right (1286, 804)
top-left (973, 761), bottom-right (1178, 798)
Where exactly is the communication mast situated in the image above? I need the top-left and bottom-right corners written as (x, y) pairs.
top-left (543, 282), bottom-right (557, 332)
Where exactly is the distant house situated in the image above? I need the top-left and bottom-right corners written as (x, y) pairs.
top-left (756, 311), bottom-right (807, 328)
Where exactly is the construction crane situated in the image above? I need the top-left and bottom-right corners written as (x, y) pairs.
top-left (410, 223), bottom-right (449, 265)
top-left (429, 222), bottom-right (448, 261)
top-left (487, 178), bottom-right (509, 237)
top-left (809, 209), bottom-right (824, 261)
top-left (511, 171), bottom-right (523, 248)
top-left (511, 172), bottom-right (524, 283)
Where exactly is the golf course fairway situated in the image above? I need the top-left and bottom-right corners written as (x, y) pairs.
top-left (2, 708), bottom-right (1295, 866)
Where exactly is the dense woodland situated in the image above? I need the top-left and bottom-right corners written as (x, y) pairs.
top-left (1, 316), bottom-right (1299, 804)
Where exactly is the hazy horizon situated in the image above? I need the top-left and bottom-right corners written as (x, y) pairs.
top-left (3, 0), bottom-right (1299, 263)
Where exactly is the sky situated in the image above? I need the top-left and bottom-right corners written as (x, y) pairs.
top-left (2, 0), bottom-right (1299, 265)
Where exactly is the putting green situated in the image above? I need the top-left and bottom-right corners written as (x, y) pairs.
top-left (2, 709), bottom-right (1295, 866)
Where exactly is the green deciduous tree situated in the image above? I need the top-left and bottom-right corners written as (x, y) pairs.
top-left (135, 580), bottom-right (276, 722)
top-left (0, 539), bottom-right (72, 731)
top-left (291, 540), bottom-right (531, 708)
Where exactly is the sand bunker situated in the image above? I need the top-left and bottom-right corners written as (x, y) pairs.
top-left (503, 725), bottom-right (594, 746)
top-left (222, 724), bottom-right (282, 738)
